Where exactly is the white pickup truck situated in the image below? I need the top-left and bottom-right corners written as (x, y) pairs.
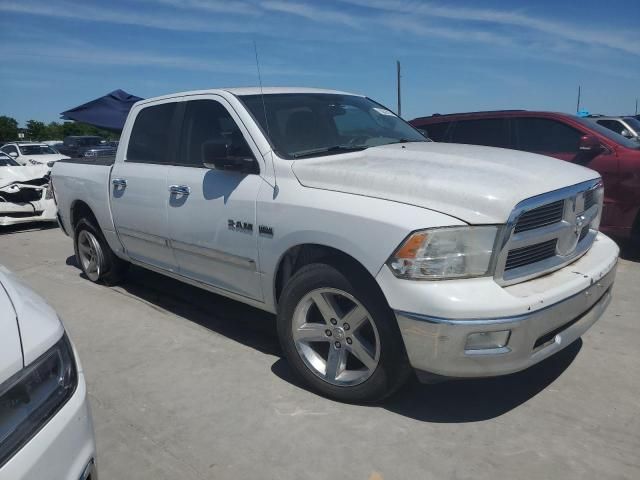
top-left (52, 87), bottom-right (619, 402)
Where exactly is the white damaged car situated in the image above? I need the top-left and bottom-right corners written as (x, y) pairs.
top-left (0, 153), bottom-right (57, 227)
top-left (0, 143), bottom-right (69, 168)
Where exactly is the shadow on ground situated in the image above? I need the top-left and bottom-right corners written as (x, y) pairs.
top-left (1, 221), bottom-right (58, 235)
top-left (67, 256), bottom-right (581, 422)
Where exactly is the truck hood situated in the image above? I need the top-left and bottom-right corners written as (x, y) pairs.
top-left (291, 142), bottom-right (600, 224)
top-left (0, 165), bottom-right (50, 188)
top-left (0, 267), bottom-right (64, 369)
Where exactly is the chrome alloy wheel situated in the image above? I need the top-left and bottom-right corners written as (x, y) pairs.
top-left (77, 230), bottom-right (103, 281)
top-left (291, 288), bottom-right (381, 386)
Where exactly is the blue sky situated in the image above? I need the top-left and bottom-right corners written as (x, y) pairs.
top-left (1, 0), bottom-right (638, 126)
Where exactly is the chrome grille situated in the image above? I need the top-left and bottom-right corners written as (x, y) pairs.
top-left (584, 188), bottom-right (597, 211)
top-left (495, 179), bottom-right (603, 286)
top-left (505, 239), bottom-right (557, 271)
top-left (514, 200), bottom-right (564, 233)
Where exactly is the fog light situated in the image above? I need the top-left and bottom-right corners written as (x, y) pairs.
top-left (465, 330), bottom-right (511, 350)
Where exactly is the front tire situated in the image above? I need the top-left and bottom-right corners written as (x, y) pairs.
top-left (74, 218), bottom-right (128, 285)
top-left (277, 263), bottom-right (411, 403)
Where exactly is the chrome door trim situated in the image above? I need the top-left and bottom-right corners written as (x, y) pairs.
top-left (169, 239), bottom-right (256, 270)
top-left (128, 257), bottom-right (270, 311)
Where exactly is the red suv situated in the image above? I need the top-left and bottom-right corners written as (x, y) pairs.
top-left (411, 110), bottom-right (640, 244)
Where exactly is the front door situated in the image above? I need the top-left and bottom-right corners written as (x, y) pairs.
top-left (167, 96), bottom-right (264, 300)
top-left (111, 100), bottom-right (180, 271)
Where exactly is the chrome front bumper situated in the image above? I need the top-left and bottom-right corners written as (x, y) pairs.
top-left (395, 261), bottom-right (616, 379)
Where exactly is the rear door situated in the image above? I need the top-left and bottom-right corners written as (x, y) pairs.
top-left (110, 99), bottom-right (180, 271)
top-left (166, 95), bottom-right (264, 300)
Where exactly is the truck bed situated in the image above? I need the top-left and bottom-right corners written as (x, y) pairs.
top-left (51, 158), bottom-right (116, 238)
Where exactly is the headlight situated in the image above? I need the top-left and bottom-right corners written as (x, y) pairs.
top-left (0, 335), bottom-right (77, 467)
top-left (387, 226), bottom-right (498, 280)
top-left (589, 183), bottom-right (604, 233)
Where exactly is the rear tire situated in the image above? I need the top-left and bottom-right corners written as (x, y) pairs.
top-left (277, 263), bottom-right (411, 403)
top-left (74, 218), bottom-right (128, 285)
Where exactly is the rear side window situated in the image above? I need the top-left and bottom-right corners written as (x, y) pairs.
top-left (449, 119), bottom-right (510, 148)
top-left (596, 119), bottom-right (625, 135)
top-left (515, 118), bottom-right (582, 153)
top-left (419, 122), bottom-right (451, 141)
top-left (177, 99), bottom-right (253, 167)
top-left (127, 102), bottom-right (178, 163)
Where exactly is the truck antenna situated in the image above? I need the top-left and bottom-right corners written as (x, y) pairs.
top-left (254, 40), bottom-right (278, 195)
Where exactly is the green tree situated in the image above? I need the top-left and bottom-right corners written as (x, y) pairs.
top-left (45, 122), bottom-right (64, 140)
top-left (26, 120), bottom-right (47, 140)
top-left (0, 116), bottom-right (19, 142)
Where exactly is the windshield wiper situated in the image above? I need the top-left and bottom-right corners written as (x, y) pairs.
top-left (387, 138), bottom-right (429, 145)
top-left (292, 145), bottom-right (369, 159)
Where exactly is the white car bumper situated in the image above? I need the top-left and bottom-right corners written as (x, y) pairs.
top-left (377, 233), bottom-right (619, 379)
top-left (0, 371), bottom-right (97, 480)
top-left (0, 199), bottom-right (57, 227)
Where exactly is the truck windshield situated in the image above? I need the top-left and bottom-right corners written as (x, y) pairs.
top-left (239, 93), bottom-right (427, 159)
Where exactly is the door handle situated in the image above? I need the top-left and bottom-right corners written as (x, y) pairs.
top-left (169, 185), bottom-right (191, 196)
top-left (112, 178), bottom-right (127, 188)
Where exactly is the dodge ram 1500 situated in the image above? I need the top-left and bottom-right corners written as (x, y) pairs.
top-left (51, 88), bottom-right (619, 402)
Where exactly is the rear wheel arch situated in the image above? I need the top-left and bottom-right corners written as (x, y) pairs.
top-left (70, 200), bottom-right (98, 233)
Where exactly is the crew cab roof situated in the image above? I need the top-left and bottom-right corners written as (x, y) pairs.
top-left (134, 87), bottom-right (363, 106)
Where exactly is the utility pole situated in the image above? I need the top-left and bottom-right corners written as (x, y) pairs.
top-left (576, 85), bottom-right (581, 113)
top-left (635, 98), bottom-right (638, 116)
top-left (396, 60), bottom-right (401, 117)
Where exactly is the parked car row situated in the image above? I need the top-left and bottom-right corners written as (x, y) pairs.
top-left (410, 110), bottom-right (640, 243)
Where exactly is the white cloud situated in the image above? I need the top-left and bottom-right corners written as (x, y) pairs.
top-left (339, 0), bottom-right (638, 56)
top-left (0, 0), bottom-right (261, 33)
top-left (261, 1), bottom-right (362, 28)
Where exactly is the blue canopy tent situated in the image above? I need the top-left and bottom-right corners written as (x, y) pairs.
top-left (60, 89), bottom-right (143, 132)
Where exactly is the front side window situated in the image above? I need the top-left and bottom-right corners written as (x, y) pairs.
top-left (515, 118), bottom-right (582, 153)
top-left (18, 145), bottom-right (57, 155)
top-left (239, 93), bottom-right (425, 158)
top-left (449, 119), bottom-right (510, 148)
top-left (127, 103), bottom-right (177, 163)
top-left (178, 99), bottom-right (253, 167)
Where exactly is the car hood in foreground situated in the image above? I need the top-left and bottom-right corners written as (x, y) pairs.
top-left (291, 142), bottom-right (599, 224)
top-left (0, 267), bottom-right (64, 373)
top-left (0, 275), bottom-right (23, 384)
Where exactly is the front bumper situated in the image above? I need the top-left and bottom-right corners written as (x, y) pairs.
top-left (379, 233), bottom-right (619, 379)
top-left (0, 199), bottom-right (57, 227)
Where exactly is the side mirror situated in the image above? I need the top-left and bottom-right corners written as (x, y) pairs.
top-left (8, 151), bottom-right (18, 158)
top-left (202, 141), bottom-right (256, 173)
top-left (578, 135), bottom-right (602, 153)
top-left (620, 129), bottom-right (632, 138)
top-left (417, 128), bottom-right (429, 139)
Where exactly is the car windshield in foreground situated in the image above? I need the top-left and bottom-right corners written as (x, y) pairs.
top-left (19, 145), bottom-right (57, 155)
top-left (576, 117), bottom-right (640, 149)
top-left (239, 93), bottom-right (427, 159)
